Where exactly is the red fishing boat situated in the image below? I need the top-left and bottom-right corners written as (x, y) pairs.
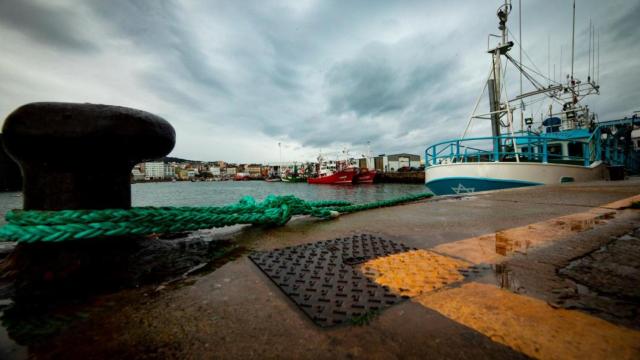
top-left (234, 172), bottom-right (251, 181)
top-left (307, 168), bottom-right (355, 184)
top-left (354, 168), bottom-right (377, 183)
top-left (307, 154), bottom-right (355, 184)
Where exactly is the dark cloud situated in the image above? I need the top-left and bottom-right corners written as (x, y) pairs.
top-left (0, 0), bottom-right (638, 162)
top-left (0, 0), bottom-right (97, 51)
top-left (86, 0), bottom-right (228, 96)
top-left (606, 1), bottom-right (640, 42)
top-left (325, 41), bottom-right (453, 118)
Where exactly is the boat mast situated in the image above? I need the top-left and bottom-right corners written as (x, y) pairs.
top-left (488, 0), bottom-right (512, 150)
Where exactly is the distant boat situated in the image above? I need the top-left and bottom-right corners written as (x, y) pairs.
top-left (307, 154), bottom-right (355, 185)
top-left (264, 177), bottom-right (281, 182)
top-left (234, 173), bottom-right (251, 181)
top-left (281, 163), bottom-right (307, 183)
top-left (307, 169), bottom-right (355, 184)
top-left (282, 175), bottom-right (307, 183)
top-left (354, 168), bottom-right (377, 184)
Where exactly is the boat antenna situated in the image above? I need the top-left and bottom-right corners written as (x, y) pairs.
top-left (519, 0), bottom-right (523, 129)
top-left (592, 24), bottom-right (596, 82)
top-left (560, 46), bottom-right (563, 83)
top-left (597, 29), bottom-right (600, 84)
top-left (588, 19), bottom-right (592, 82)
top-left (570, 0), bottom-right (575, 85)
top-left (547, 35), bottom-right (550, 86)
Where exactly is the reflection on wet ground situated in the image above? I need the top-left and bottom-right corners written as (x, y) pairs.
top-left (433, 207), bottom-right (619, 264)
top-left (488, 222), bottom-right (640, 330)
top-left (0, 232), bottom-right (247, 357)
top-left (359, 224), bottom-right (640, 359)
top-left (493, 263), bottom-right (525, 294)
top-left (495, 231), bottom-right (531, 256)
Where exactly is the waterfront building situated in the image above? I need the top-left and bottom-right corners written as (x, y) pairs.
top-left (164, 163), bottom-right (176, 179)
top-left (131, 166), bottom-right (145, 181)
top-left (373, 154), bottom-right (422, 172)
top-left (144, 162), bottom-right (166, 180)
top-left (246, 164), bottom-right (262, 178)
top-left (212, 160), bottom-right (225, 169)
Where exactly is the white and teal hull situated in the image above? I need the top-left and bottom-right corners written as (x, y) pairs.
top-left (425, 161), bottom-right (605, 195)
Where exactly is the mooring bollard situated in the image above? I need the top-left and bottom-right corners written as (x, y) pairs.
top-left (0, 102), bottom-right (180, 309)
top-left (2, 102), bottom-right (175, 210)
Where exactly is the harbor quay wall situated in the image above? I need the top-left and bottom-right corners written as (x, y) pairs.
top-left (377, 171), bottom-right (425, 183)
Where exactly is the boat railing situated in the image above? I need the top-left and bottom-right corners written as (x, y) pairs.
top-left (425, 132), bottom-right (600, 167)
top-left (425, 115), bottom-right (640, 169)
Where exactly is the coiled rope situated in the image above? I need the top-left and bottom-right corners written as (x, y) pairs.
top-left (0, 193), bottom-right (433, 243)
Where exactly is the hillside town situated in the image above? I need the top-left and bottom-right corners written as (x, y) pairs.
top-left (132, 153), bottom-right (424, 182)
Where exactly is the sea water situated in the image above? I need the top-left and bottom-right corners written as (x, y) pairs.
top-left (0, 182), bottom-right (427, 225)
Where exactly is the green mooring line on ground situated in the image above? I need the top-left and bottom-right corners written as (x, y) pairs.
top-left (0, 193), bottom-right (433, 243)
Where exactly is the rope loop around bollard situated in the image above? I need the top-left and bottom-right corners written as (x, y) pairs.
top-left (0, 193), bottom-right (433, 243)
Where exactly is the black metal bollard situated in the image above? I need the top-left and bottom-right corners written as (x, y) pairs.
top-left (2, 102), bottom-right (175, 210)
top-left (0, 102), bottom-right (182, 308)
top-left (0, 103), bottom-right (239, 346)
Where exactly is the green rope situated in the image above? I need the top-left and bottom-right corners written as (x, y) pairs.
top-left (0, 193), bottom-right (433, 243)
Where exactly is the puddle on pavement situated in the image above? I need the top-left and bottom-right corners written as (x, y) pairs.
top-left (0, 234), bottom-right (247, 356)
top-left (550, 231), bottom-right (640, 324)
top-left (494, 231), bottom-right (532, 256)
top-left (360, 245), bottom-right (640, 359)
top-left (493, 263), bottom-right (526, 294)
top-left (433, 209), bottom-right (616, 264)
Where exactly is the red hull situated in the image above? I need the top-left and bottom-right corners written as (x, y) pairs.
top-left (354, 169), bottom-right (377, 183)
top-left (307, 170), bottom-right (355, 184)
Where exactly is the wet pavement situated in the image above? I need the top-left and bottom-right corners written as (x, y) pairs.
top-left (1, 179), bottom-right (640, 359)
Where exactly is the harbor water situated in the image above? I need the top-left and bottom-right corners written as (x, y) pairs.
top-left (0, 182), bottom-right (427, 225)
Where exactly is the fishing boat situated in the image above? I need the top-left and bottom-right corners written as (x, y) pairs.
top-left (424, 0), bottom-right (618, 195)
top-left (234, 172), bottom-right (251, 181)
top-left (307, 168), bottom-right (355, 184)
top-left (353, 142), bottom-right (377, 183)
top-left (281, 163), bottom-right (308, 183)
top-left (307, 154), bottom-right (355, 185)
top-left (281, 175), bottom-right (306, 183)
top-left (354, 168), bottom-right (377, 184)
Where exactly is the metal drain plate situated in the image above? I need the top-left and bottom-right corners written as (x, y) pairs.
top-left (249, 234), bottom-right (414, 327)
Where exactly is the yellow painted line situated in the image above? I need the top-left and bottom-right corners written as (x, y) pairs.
top-left (416, 282), bottom-right (640, 360)
top-left (361, 249), bottom-right (471, 297)
top-left (359, 194), bottom-right (640, 358)
top-left (433, 207), bottom-right (617, 264)
top-left (431, 193), bottom-right (640, 265)
top-left (601, 194), bottom-right (640, 209)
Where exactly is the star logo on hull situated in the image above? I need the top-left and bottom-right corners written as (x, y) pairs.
top-left (452, 183), bottom-right (475, 194)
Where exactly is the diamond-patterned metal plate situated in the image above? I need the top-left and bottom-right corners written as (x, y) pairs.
top-left (249, 234), bottom-right (414, 327)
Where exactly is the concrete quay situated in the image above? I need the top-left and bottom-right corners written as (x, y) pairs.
top-left (5, 179), bottom-right (640, 359)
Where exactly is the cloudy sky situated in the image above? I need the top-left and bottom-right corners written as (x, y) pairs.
top-left (1, 0), bottom-right (638, 163)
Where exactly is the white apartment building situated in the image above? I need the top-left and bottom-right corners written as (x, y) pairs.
top-left (144, 162), bottom-right (165, 179)
top-left (164, 163), bottom-right (176, 178)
